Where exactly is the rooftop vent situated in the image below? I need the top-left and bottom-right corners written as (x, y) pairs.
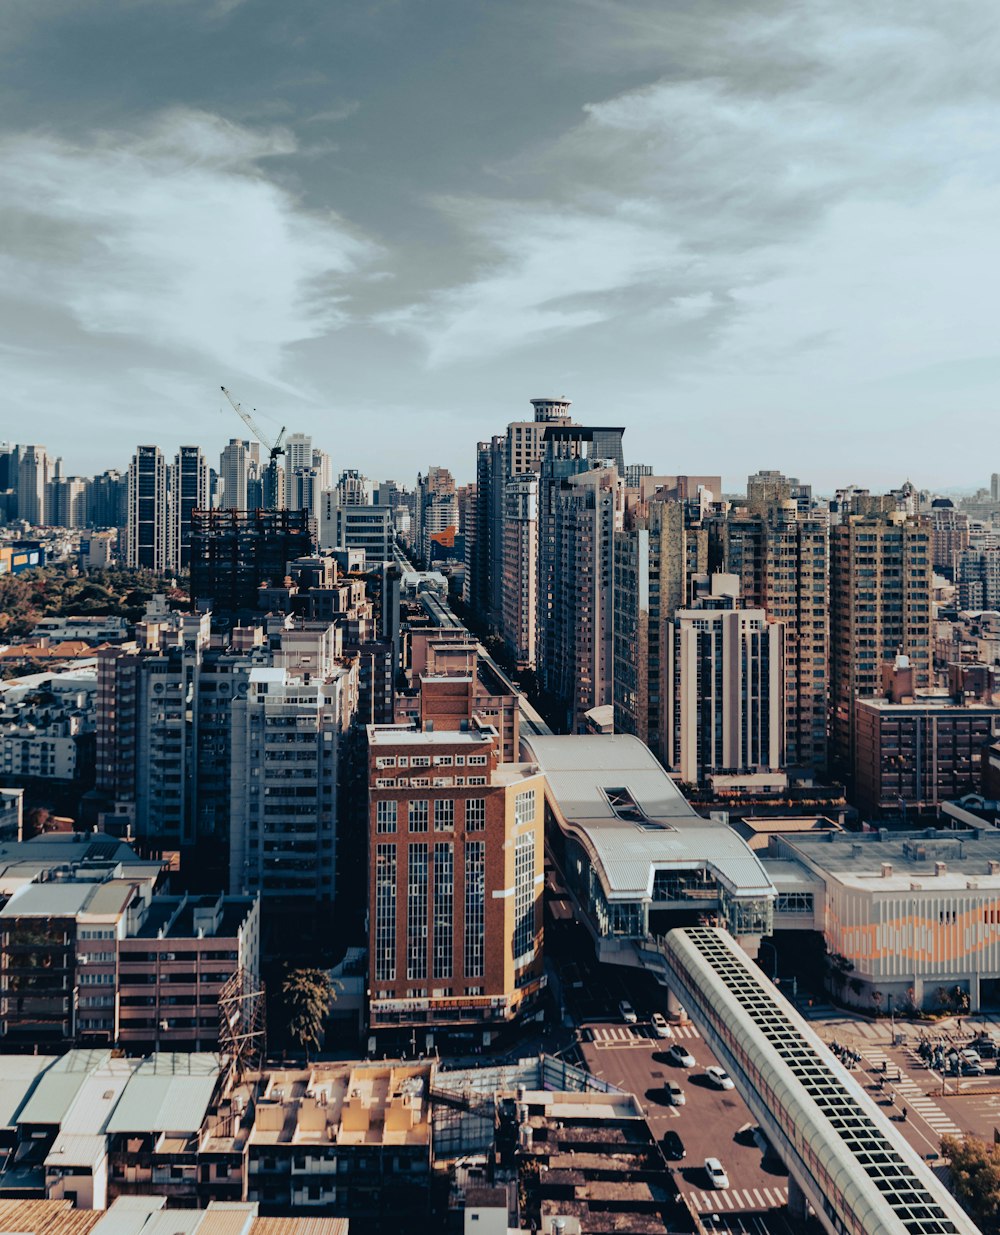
top-left (881, 863), bottom-right (893, 878)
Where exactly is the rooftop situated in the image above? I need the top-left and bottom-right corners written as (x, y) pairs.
top-left (776, 828), bottom-right (1000, 892)
top-left (250, 1062), bottom-right (432, 1148)
top-left (106, 1054), bottom-right (221, 1136)
top-left (522, 735), bottom-right (775, 901)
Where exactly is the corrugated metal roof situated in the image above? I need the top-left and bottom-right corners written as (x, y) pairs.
top-left (89, 1196), bottom-right (166, 1235)
top-left (524, 734), bottom-right (775, 899)
top-left (0, 1198), bottom-right (103, 1235)
top-left (139, 1212), bottom-right (204, 1235)
top-left (18, 1051), bottom-right (113, 1126)
top-left (107, 1054), bottom-right (221, 1135)
top-left (193, 1208), bottom-right (256, 1235)
top-left (44, 1132), bottom-right (107, 1167)
top-left (60, 1059), bottom-right (137, 1135)
top-left (0, 1055), bottom-right (60, 1127)
top-left (0, 881), bottom-right (97, 918)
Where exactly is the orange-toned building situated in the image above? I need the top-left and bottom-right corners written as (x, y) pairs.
top-left (365, 717), bottom-right (545, 1046)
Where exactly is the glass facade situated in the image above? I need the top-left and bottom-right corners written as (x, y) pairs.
top-left (433, 843), bottom-right (454, 979)
top-left (464, 841), bottom-right (485, 978)
top-left (375, 844), bottom-right (396, 981)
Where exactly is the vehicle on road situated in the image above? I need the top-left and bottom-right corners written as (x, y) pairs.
top-left (961, 1059), bottom-right (985, 1076)
top-left (666, 1043), bottom-right (696, 1068)
top-left (705, 1157), bottom-right (730, 1190)
top-left (664, 1080), bottom-right (686, 1106)
top-left (661, 1130), bottom-right (685, 1160)
top-left (619, 999), bottom-right (638, 1024)
top-left (705, 1065), bottom-right (735, 1090)
top-left (650, 1012), bottom-right (672, 1038)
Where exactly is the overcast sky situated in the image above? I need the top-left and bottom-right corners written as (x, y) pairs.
top-left (2, 1), bottom-right (998, 491)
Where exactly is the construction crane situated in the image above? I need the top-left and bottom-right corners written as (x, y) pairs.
top-left (221, 386), bottom-right (286, 461)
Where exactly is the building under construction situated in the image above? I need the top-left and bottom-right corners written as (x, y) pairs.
top-left (190, 508), bottom-right (317, 614)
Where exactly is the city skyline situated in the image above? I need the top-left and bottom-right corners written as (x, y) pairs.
top-left (2, 2), bottom-right (998, 488)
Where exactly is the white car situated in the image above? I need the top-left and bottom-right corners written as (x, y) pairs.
top-left (650, 1012), bottom-right (673, 1039)
top-left (705, 1065), bottom-right (735, 1090)
top-left (619, 999), bottom-right (638, 1024)
top-left (666, 1043), bottom-right (696, 1068)
top-left (705, 1157), bottom-right (730, 1190)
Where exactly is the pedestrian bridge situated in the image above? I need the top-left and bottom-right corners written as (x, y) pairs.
top-left (643, 927), bottom-right (977, 1235)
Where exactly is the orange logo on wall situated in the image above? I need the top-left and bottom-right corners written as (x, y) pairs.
top-left (430, 525), bottom-right (457, 549)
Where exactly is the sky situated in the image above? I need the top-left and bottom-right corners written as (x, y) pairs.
top-left (1, 0), bottom-right (998, 492)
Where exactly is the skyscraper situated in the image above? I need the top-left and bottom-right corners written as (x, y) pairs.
top-left (537, 448), bottom-right (625, 732)
top-left (501, 473), bottom-right (539, 670)
top-left (714, 501), bottom-right (829, 778)
top-left (189, 508), bottom-right (316, 612)
top-left (17, 445), bottom-right (49, 527)
top-left (171, 446), bottom-right (208, 572)
top-left (613, 498), bottom-right (708, 760)
top-left (830, 511), bottom-right (933, 775)
top-left (220, 438), bottom-right (260, 511)
top-left (665, 574), bottom-right (784, 785)
top-left (284, 432), bottom-right (313, 473)
top-left (46, 476), bottom-right (87, 529)
top-left (126, 445), bottom-right (168, 571)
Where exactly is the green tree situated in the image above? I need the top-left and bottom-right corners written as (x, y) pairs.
top-left (941, 1134), bottom-right (1000, 1232)
top-left (282, 967), bottom-right (336, 1059)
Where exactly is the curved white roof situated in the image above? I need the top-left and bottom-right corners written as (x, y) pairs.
top-left (522, 734), bottom-right (775, 901)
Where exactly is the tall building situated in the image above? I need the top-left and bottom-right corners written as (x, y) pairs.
top-left (929, 504), bottom-right (970, 580)
top-left (126, 446), bottom-right (168, 571)
top-left (665, 574), bottom-right (784, 785)
top-left (284, 432), bottom-right (313, 473)
top-left (992, 473), bottom-right (1000, 504)
top-left (229, 664), bottom-right (355, 916)
top-left (220, 438), bottom-right (260, 511)
top-left (319, 492), bottom-right (394, 563)
top-left (17, 445), bottom-right (49, 527)
top-left (189, 508), bottom-right (316, 613)
top-left (171, 446), bottom-right (208, 572)
top-left (86, 469), bottom-right (127, 529)
top-left (46, 476), bottom-right (87, 529)
top-left (830, 511), bottom-right (933, 775)
top-left (613, 498), bottom-right (708, 760)
top-left (288, 466), bottom-right (322, 522)
top-left (501, 474), bottom-right (539, 669)
top-left (747, 469), bottom-right (812, 514)
top-left (714, 501), bottom-right (829, 777)
top-left (336, 469), bottom-right (373, 507)
top-left (416, 466), bottom-right (458, 564)
top-left (365, 717), bottom-right (545, 1045)
top-left (538, 453), bottom-right (625, 731)
top-left (958, 546), bottom-right (1000, 611)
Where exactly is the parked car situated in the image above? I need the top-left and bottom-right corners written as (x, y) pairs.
top-left (705, 1065), bottom-right (735, 1090)
top-left (705, 1157), bottom-right (730, 1190)
top-left (666, 1043), bottom-right (696, 1068)
top-left (650, 1012), bottom-right (673, 1039)
top-left (619, 999), bottom-right (638, 1024)
top-left (961, 1060), bottom-right (985, 1076)
top-left (661, 1130), bottom-right (685, 1161)
top-left (664, 1080), bottom-right (686, 1106)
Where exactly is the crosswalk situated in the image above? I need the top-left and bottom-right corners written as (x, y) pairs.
top-left (687, 1185), bottom-right (788, 1213)
top-left (863, 1047), bottom-right (962, 1137)
top-left (588, 1022), bottom-right (701, 1046)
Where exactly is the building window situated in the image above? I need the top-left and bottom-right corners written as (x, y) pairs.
top-left (468, 754), bottom-right (487, 766)
top-left (433, 843), bottom-right (454, 979)
top-left (375, 844), bottom-right (397, 982)
top-left (514, 788), bottom-right (536, 826)
top-left (376, 800), bottom-right (397, 833)
top-left (411, 756), bottom-right (431, 768)
top-left (513, 831), bottom-right (536, 963)
top-left (465, 798), bottom-right (486, 831)
top-left (408, 800), bottom-right (429, 832)
top-left (465, 841), bottom-right (485, 978)
top-left (434, 799), bottom-right (454, 831)
top-left (775, 892), bottom-right (814, 914)
top-left (407, 843), bottom-right (428, 981)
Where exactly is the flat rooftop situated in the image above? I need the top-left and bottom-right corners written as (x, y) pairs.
top-left (776, 828), bottom-right (1000, 892)
top-left (523, 734), bottom-right (774, 902)
top-left (368, 726), bottom-right (492, 746)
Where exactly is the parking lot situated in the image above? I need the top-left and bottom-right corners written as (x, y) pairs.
top-left (579, 1015), bottom-right (791, 1220)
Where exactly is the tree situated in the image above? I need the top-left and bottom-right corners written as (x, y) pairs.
top-left (941, 1134), bottom-right (1000, 1232)
top-left (282, 967), bottom-right (337, 1060)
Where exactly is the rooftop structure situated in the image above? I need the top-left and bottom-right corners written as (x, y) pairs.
top-left (522, 734), bottom-right (775, 952)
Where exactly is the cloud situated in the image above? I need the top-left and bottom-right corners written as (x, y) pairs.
top-left (0, 109), bottom-right (379, 383)
top-left (385, 1), bottom-right (1000, 375)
